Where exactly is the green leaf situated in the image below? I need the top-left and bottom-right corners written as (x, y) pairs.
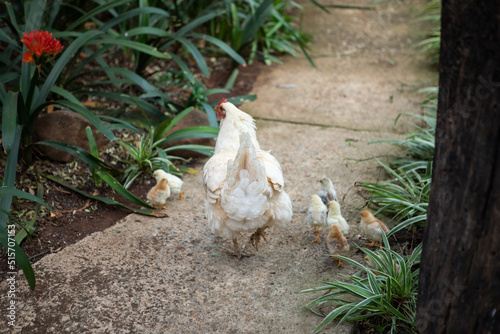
top-left (96, 171), bottom-right (153, 209)
top-left (14, 183), bottom-right (44, 245)
top-left (36, 141), bottom-right (119, 175)
top-left (0, 187), bottom-right (55, 214)
top-left (88, 37), bottom-right (172, 59)
top-left (100, 116), bottom-right (142, 135)
top-left (86, 127), bottom-right (102, 186)
top-left (241, 0), bottom-right (275, 47)
top-left (162, 126), bottom-right (219, 143)
top-left (173, 36), bottom-right (209, 76)
top-left (53, 100), bottom-right (115, 140)
top-left (163, 144), bottom-right (214, 156)
top-left (0, 125), bottom-right (22, 230)
top-left (271, 8), bottom-right (316, 68)
top-left (201, 102), bottom-right (218, 128)
top-left (157, 107), bottom-right (194, 139)
top-left (66, 0), bottom-right (132, 31)
top-left (224, 68), bottom-right (240, 90)
top-left (99, 7), bottom-right (170, 32)
top-left (308, 0), bottom-right (330, 13)
top-left (174, 10), bottom-right (224, 38)
top-left (101, 67), bottom-right (167, 106)
top-left (191, 33), bottom-right (246, 65)
top-left (51, 86), bottom-right (84, 106)
top-left (43, 174), bottom-right (157, 216)
top-left (2, 91), bottom-right (19, 153)
top-left (124, 26), bottom-right (170, 38)
top-left (0, 227), bottom-right (36, 290)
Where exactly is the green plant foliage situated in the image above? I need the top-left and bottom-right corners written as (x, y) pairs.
top-left (414, 0), bottom-right (441, 65)
top-left (303, 233), bottom-right (421, 334)
top-left (360, 87), bottom-right (437, 234)
top-left (205, 0), bottom-right (314, 66)
top-left (113, 106), bottom-right (218, 188)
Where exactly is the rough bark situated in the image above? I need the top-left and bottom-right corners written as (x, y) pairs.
top-left (416, 1), bottom-right (500, 333)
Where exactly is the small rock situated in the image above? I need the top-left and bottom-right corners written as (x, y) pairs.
top-left (33, 110), bottom-right (109, 162)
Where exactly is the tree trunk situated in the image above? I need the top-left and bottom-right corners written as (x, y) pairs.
top-left (416, 1), bottom-right (500, 333)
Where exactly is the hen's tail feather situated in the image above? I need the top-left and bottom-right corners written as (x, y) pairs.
top-left (221, 133), bottom-right (270, 221)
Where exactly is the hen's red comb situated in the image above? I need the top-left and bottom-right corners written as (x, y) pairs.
top-left (217, 98), bottom-right (228, 107)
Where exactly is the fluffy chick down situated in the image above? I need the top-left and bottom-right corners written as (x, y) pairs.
top-left (147, 178), bottom-right (170, 209)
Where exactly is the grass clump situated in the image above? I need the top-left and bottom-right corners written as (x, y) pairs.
top-left (303, 233), bottom-right (421, 334)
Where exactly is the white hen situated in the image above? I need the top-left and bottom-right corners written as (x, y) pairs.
top-left (153, 170), bottom-right (184, 200)
top-left (203, 100), bottom-right (293, 258)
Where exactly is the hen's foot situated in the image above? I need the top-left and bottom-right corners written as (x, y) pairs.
top-left (230, 239), bottom-right (254, 260)
top-left (250, 227), bottom-right (268, 251)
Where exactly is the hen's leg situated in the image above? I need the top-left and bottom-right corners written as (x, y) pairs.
top-left (250, 227), bottom-right (268, 251)
top-left (232, 239), bottom-right (241, 260)
top-left (230, 239), bottom-right (253, 260)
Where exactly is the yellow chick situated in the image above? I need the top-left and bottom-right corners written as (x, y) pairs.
top-left (306, 194), bottom-right (328, 242)
top-left (153, 169), bottom-right (184, 200)
top-left (326, 200), bottom-right (349, 235)
top-left (326, 225), bottom-right (350, 268)
top-left (360, 210), bottom-right (390, 249)
top-left (147, 178), bottom-right (170, 209)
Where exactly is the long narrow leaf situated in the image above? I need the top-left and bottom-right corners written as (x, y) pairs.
top-left (191, 33), bottom-right (246, 65)
top-left (66, 0), bottom-right (131, 31)
top-left (43, 174), bottom-right (159, 216)
top-left (0, 227), bottom-right (36, 290)
top-left (95, 171), bottom-right (153, 209)
top-left (0, 125), bottom-right (22, 230)
top-left (36, 141), bottom-right (119, 175)
top-left (88, 38), bottom-right (172, 59)
top-left (241, 0), bottom-right (275, 47)
top-left (2, 91), bottom-right (19, 152)
top-left (0, 187), bottom-right (55, 214)
top-left (162, 126), bottom-right (219, 143)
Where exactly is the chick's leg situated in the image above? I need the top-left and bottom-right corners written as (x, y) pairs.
top-left (250, 227), bottom-right (268, 251)
top-left (365, 241), bottom-right (378, 247)
top-left (178, 192), bottom-right (184, 201)
top-left (313, 227), bottom-right (321, 243)
top-left (335, 258), bottom-right (344, 268)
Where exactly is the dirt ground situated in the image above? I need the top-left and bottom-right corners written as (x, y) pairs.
top-left (0, 1), bottom-right (436, 333)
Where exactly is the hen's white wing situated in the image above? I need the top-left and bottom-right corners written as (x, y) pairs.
top-left (202, 151), bottom-right (234, 204)
top-left (257, 150), bottom-right (285, 192)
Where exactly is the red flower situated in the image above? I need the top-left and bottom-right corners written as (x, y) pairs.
top-left (21, 30), bottom-right (63, 64)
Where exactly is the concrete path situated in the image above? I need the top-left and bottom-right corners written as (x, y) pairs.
top-left (1, 2), bottom-right (435, 333)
